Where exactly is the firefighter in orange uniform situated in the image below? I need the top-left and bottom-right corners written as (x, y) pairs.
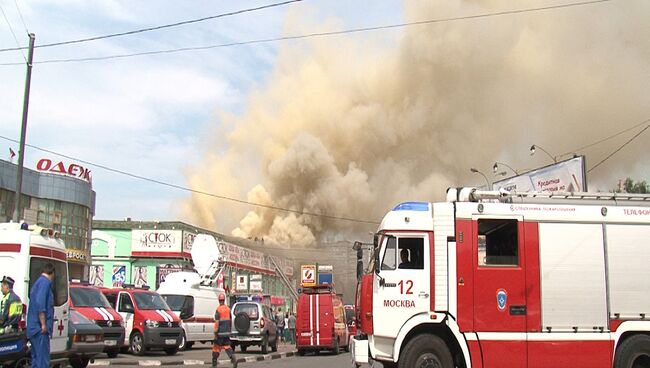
top-left (213, 293), bottom-right (237, 368)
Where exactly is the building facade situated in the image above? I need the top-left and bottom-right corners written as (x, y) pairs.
top-left (0, 159), bottom-right (95, 279)
top-left (91, 220), bottom-right (295, 311)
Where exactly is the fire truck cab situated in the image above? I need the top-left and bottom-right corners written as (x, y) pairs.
top-left (352, 189), bottom-right (650, 368)
top-left (0, 222), bottom-right (70, 364)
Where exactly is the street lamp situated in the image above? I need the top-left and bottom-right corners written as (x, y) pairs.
top-left (493, 162), bottom-right (519, 175)
top-left (470, 168), bottom-right (491, 189)
top-left (530, 144), bottom-right (557, 163)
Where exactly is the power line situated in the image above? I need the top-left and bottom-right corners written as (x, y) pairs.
top-left (12, 0), bottom-right (29, 34)
top-left (561, 117), bottom-right (650, 157)
top-left (0, 0), bottom-right (303, 53)
top-left (0, 134), bottom-right (380, 225)
top-left (0, 0), bottom-right (614, 66)
top-left (0, 2), bottom-right (26, 62)
top-left (588, 122), bottom-right (650, 173)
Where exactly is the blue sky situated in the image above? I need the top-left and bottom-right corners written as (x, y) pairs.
top-left (0, 0), bottom-right (403, 220)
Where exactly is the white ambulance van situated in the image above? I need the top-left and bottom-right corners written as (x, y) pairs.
top-left (0, 222), bottom-right (70, 363)
top-left (158, 271), bottom-right (223, 350)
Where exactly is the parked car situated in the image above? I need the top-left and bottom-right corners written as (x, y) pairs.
top-left (296, 285), bottom-right (349, 355)
top-left (67, 309), bottom-right (105, 368)
top-left (102, 285), bottom-right (182, 356)
top-left (69, 282), bottom-right (125, 358)
top-left (230, 302), bottom-right (278, 353)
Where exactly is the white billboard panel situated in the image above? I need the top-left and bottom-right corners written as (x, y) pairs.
top-left (493, 156), bottom-right (586, 192)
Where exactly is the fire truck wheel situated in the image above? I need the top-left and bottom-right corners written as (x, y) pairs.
top-left (130, 332), bottom-right (145, 356)
top-left (106, 348), bottom-right (119, 358)
top-left (398, 334), bottom-right (453, 368)
top-left (297, 348), bottom-right (305, 356)
top-left (615, 334), bottom-right (650, 368)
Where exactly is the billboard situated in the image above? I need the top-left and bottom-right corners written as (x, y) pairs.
top-left (493, 156), bottom-right (587, 193)
top-left (112, 265), bottom-right (126, 287)
top-left (131, 230), bottom-right (184, 257)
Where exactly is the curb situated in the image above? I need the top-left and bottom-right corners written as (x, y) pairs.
top-left (90, 351), bottom-right (296, 366)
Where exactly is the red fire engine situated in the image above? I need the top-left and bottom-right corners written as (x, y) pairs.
top-left (351, 188), bottom-right (650, 368)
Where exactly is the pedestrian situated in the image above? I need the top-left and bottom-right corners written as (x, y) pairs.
top-left (287, 313), bottom-right (296, 344)
top-left (27, 263), bottom-right (56, 368)
top-left (0, 276), bottom-right (23, 334)
top-left (275, 307), bottom-right (284, 343)
top-left (284, 314), bottom-right (289, 342)
top-left (212, 293), bottom-right (237, 368)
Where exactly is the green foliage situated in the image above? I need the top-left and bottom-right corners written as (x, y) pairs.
top-left (615, 178), bottom-right (649, 193)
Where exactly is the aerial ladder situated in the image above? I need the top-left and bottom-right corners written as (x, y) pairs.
top-left (269, 255), bottom-right (298, 302)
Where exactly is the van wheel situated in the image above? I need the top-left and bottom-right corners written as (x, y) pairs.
top-left (178, 332), bottom-right (187, 351)
top-left (615, 334), bottom-right (650, 368)
top-left (107, 348), bottom-right (119, 358)
top-left (164, 348), bottom-right (178, 356)
top-left (332, 338), bottom-right (340, 355)
top-left (261, 335), bottom-right (269, 354)
top-left (70, 357), bottom-right (90, 368)
top-left (398, 334), bottom-right (452, 368)
top-left (130, 332), bottom-right (145, 356)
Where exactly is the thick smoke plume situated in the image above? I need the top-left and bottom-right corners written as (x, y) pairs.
top-left (183, 0), bottom-right (650, 247)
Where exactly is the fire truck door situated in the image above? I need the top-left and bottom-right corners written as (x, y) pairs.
top-left (372, 233), bottom-right (431, 352)
top-left (472, 217), bottom-right (527, 368)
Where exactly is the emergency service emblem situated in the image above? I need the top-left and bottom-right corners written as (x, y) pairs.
top-left (496, 289), bottom-right (507, 311)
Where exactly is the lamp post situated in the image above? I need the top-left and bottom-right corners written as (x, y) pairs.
top-left (530, 144), bottom-right (557, 163)
top-left (493, 162), bottom-right (519, 175)
top-left (470, 168), bottom-right (491, 189)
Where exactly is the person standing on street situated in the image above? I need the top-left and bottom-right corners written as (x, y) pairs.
top-left (212, 293), bottom-right (237, 368)
top-left (287, 313), bottom-right (296, 344)
top-left (275, 307), bottom-right (285, 343)
top-left (27, 264), bottom-right (56, 368)
top-left (0, 276), bottom-right (23, 334)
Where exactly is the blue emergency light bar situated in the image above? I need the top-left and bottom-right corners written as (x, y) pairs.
top-left (392, 202), bottom-right (430, 212)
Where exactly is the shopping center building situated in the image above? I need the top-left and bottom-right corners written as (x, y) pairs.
top-left (0, 158), bottom-right (95, 279)
top-left (91, 220), bottom-right (296, 311)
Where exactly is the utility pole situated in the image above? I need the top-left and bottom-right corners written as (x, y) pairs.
top-left (13, 33), bottom-right (35, 223)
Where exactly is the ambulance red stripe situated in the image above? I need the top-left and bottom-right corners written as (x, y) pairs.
top-left (0, 243), bottom-right (21, 252)
top-left (29, 246), bottom-right (66, 261)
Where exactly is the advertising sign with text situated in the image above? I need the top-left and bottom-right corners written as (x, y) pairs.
top-left (493, 156), bottom-right (587, 193)
top-left (132, 230), bottom-right (183, 256)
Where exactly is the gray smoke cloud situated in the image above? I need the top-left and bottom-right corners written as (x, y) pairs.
top-left (183, 0), bottom-right (650, 247)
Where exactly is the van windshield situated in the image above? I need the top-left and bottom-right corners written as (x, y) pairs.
top-left (161, 295), bottom-right (191, 311)
top-left (233, 303), bottom-right (259, 319)
top-left (71, 287), bottom-right (112, 308)
top-left (133, 292), bottom-right (170, 310)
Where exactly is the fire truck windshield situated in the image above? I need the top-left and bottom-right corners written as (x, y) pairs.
top-left (70, 287), bottom-right (112, 308)
top-left (133, 292), bottom-right (171, 310)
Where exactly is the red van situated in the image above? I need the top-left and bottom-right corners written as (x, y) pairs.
top-left (296, 285), bottom-right (349, 355)
top-left (69, 283), bottom-right (125, 358)
top-left (101, 285), bottom-right (182, 356)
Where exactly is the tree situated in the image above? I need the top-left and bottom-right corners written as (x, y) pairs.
top-left (615, 178), bottom-right (649, 194)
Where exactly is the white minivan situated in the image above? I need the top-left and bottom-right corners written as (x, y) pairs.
top-left (158, 271), bottom-right (224, 350)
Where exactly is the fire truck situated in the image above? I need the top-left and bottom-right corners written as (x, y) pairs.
top-left (351, 188), bottom-right (650, 368)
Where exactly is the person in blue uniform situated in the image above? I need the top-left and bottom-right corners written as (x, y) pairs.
top-left (26, 263), bottom-right (56, 368)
